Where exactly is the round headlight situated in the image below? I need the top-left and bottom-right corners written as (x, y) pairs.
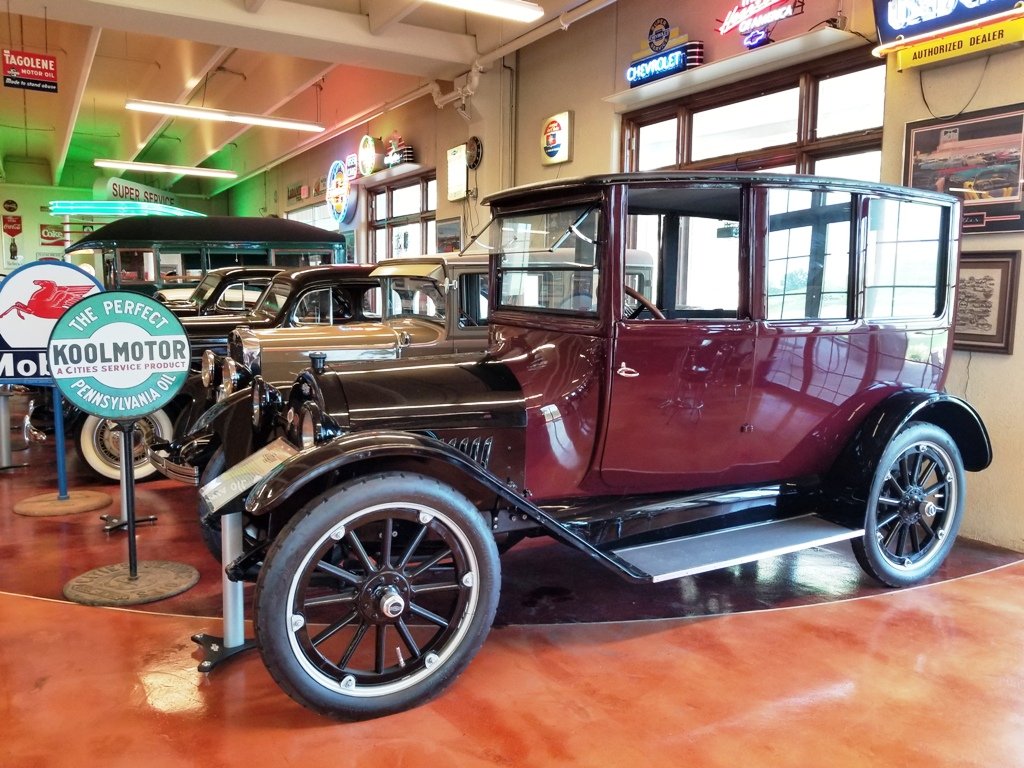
top-left (200, 349), bottom-right (217, 388)
top-left (221, 357), bottom-right (238, 396)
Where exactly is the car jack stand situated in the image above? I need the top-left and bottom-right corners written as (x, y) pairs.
top-left (194, 511), bottom-right (255, 671)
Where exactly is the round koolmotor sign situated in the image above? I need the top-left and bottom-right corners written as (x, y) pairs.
top-left (47, 291), bottom-right (190, 421)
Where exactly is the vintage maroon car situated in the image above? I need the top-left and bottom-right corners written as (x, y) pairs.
top-left (177, 172), bottom-right (991, 720)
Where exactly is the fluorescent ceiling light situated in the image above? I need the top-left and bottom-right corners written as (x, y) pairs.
top-left (49, 200), bottom-right (205, 217)
top-left (421, 0), bottom-right (544, 23)
top-left (125, 98), bottom-right (325, 133)
top-left (94, 159), bottom-right (238, 179)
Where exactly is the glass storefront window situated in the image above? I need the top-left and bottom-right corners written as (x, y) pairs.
top-left (815, 151), bottom-right (882, 183)
top-left (692, 89), bottom-right (799, 161)
top-left (368, 174), bottom-right (436, 261)
top-left (817, 65), bottom-right (885, 139)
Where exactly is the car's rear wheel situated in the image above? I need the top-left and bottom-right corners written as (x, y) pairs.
top-left (75, 410), bottom-right (174, 481)
top-left (852, 422), bottom-right (965, 588)
top-left (254, 471), bottom-right (500, 719)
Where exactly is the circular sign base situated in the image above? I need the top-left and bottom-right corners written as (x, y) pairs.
top-left (63, 561), bottom-right (199, 606)
top-left (13, 490), bottom-right (113, 517)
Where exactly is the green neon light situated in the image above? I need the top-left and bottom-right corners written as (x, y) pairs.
top-left (48, 201), bottom-right (206, 217)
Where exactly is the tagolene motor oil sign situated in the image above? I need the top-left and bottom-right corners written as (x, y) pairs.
top-left (47, 291), bottom-right (190, 420)
top-left (0, 262), bottom-right (103, 381)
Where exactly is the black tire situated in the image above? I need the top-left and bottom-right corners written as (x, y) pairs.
top-left (253, 471), bottom-right (500, 720)
top-left (852, 422), bottom-right (965, 588)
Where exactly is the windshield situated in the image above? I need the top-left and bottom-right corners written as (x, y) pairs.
top-left (187, 273), bottom-right (221, 306)
top-left (383, 276), bottom-right (445, 324)
top-left (252, 277), bottom-right (292, 318)
top-left (476, 204), bottom-right (601, 314)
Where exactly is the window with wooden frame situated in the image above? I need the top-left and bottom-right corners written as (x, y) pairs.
top-left (622, 49), bottom-right (884, 182)
top-left (368, 174), bottom-right (438, 262)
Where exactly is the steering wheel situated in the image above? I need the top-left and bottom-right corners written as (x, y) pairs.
top-left (624, 284), bottom-right (665, 320)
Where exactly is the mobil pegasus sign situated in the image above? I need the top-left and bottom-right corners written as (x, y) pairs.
top-left (0, 262), bottom-right (102, 381)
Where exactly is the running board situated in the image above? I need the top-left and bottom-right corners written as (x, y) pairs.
top-left (609, 515), bottom-right (864, 583)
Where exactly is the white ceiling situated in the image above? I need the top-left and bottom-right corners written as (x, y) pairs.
top-left (1, 0), bottom-right (593, 198)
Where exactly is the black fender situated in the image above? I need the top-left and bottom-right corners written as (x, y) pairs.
top-left (825, 388), bottom-right (991, 525)
top-left (242, 429), bottom-right (651, 582)
top-left (168, 373), bottom-right (216, 440)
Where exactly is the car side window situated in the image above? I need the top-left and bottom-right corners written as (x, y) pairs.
top-left (293, 288), bottom-right (332, 324)
top-left (458, 273), bottom-right (489, 326)
top-left (625, 184), bottom-right (743, 320)
top-left (766, 188), bottom-right (852, 321)
top-left (864, 198), bottom-right (946, 319)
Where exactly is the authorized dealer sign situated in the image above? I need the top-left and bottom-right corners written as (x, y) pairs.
top-left (47, 292), bottom-right (190, 420)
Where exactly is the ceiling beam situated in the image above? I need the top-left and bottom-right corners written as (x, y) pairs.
top-left (368, 0), bottom-right (424, 35)
top-left (52, 27), bottom-right (101, 186)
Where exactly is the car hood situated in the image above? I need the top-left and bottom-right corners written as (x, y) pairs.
top-left (303, 353), bottom-right (525, 432)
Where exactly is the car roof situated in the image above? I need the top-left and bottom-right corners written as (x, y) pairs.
top-left (481, 171), bottom-right (959, 207)
top-left (203, 265), bottom-right (285, 278)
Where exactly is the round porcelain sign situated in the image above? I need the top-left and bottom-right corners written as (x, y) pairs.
top-left (47, 291), bottom-right (190, 421)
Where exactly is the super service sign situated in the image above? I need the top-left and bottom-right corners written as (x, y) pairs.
top-left (47, 292), bottom-right (190, 420)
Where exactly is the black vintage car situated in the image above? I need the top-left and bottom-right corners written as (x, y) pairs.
top-left (173, 173), bottom-right (990, 720)
top-left (155, 265), bottom-right (283, 317)
top-left (72, 264), bottom-right (378, 480)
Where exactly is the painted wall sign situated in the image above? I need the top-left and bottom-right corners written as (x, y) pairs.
top-left (541, 112), bottom-right (573, 166)
top-left (0, 262), bottom-right (102, 382)
top-left (874, 0), bottom-right (1021, 47)
top-left (47, 291), bottom-right (190, 420)
top-left (895, 15), bottom-right (1024, 69)
top-left (3, 48), bottom-right (57, 93)
top-left (93, 177), bottom-right (178, 207)
top-left (718, 0), bottom-right (801, 36)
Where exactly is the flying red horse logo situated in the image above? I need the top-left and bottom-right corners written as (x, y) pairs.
top-left (0, 280), bottom-right (93, 320)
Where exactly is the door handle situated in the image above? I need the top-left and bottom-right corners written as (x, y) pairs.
top-left (616, 362), bottom-right (639, 378)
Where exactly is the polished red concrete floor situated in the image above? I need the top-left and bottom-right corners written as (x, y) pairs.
top-left (2, 422), bottom-right (1024, 765)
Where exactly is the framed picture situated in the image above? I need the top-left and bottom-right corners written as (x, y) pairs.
top-left (435, 217), bottom-right (462, 253)
top-left (905, 103), bottom-right (1024, 234)
top-left (954, 251), bottom-right (1019, 354)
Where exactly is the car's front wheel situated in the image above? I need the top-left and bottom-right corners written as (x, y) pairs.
top-left (254, 471), bottom-right (500, 719)
top-left (852, 422), bottom-right (965, 588)
top-left (75, 410), bottom-right (174, 481)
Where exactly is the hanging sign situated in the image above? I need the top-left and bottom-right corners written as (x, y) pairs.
top-left (0, 262), bottom-right (103, 382)
top-left (3, 48), bottom-right (58, 93)
top-left (895, 15), bottom-right (1024, 69)
top-left (47, 291), bottom-right (190, 421)
top-left (93, 177), bottom-right (178, 207)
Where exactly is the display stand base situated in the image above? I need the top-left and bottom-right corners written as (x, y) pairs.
top-left (63, 561), bottom-right (199, 606)
top-left (100, 513), bottom-right (157, 533)
top-left (13, 490), bottom-right (113, 517)
top-left (192, 633), bottom-right (256, 672)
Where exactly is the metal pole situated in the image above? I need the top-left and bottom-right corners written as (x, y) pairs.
top-left (52, 388), bottom-right (69, 500)
top-left (0, 388), bottom-right (11, 468)
top-left (119, 422), bottom-right (139, 579)
top-left (221, 513), bottom-right (245, 648)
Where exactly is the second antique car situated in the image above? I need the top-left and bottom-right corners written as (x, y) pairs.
top-left (167, 172), bottom-right (991, 721)
top-left (154, 265), bottom-right (283, 316)
top-left (72, 263), bottom-right (378, 480)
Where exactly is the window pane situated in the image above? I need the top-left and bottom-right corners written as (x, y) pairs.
top-left (865, 198), bottom-right (944, 319)
top-left (766, 188), bottom-right (852, 321)
top-left (391, 222), bottom-right (421, 259)
top-left (692, 89), bottom-right (798, 161)
top-left (391, 184), bottom-right (420, 217)
top-left (815, 151), bottom-right (882, 183)
top-left (817, 66), bottom-right (885, 138)
top-left (373, 191), bottom-right (387, 222)
top-left (426, 179), bottom-right (437, 211)
top-left (638, 118), bottom-right (678, 171)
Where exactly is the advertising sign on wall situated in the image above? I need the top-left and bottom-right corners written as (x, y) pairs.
top-left (39, 223), bottom-right (65, 247)
top-left (3, 48), bottom-right (58, 92)
top-left (541, 112), bottom-right (573, 166)
top-left (873, 0), bottom-right (1022, 47)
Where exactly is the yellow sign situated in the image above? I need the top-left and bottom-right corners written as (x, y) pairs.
top-left (896, 17), bottom-right (1024, 70)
